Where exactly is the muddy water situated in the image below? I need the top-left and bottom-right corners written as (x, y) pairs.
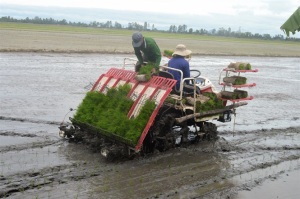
top-left (0, 53), bottom-right (300, 199)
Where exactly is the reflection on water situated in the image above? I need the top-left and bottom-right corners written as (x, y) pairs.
top-left (231, 159), bottom-right (300, 185)
top-left (0, 145), bottom-right (69, 176)
top-left (233, 159), bottom-right (300, 199)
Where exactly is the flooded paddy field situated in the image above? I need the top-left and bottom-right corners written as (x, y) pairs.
top-left (0, 53), bottom-right (300, 198)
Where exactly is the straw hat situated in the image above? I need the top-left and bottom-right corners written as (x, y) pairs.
top-left (172, 44), bottom-right (192, 56)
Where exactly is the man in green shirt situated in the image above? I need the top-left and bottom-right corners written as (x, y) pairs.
top-left (132, 32), bottom-right (162, 72)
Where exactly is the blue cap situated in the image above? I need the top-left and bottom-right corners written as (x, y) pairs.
top-left (132, 32), bottom-right (143, 47)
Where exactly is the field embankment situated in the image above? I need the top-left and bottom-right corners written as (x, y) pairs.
top-left (1, 22), bottom-right (300, 57)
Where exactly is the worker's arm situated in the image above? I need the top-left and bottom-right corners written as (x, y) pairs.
top-left (183, 63), bottom-right (191, 79)
top-left (134, 47), bottom-right (143, 64)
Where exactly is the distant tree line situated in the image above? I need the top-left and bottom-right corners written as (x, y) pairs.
top-left (1, 16), bottom-right (298, 41)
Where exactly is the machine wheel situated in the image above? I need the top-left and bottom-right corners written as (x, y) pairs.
top-left (142, 132), bottom-right (156, 154)
top-left (200, 122), bottom-right (218, 140)
top-left (151, 113), bottom-right (187, 152)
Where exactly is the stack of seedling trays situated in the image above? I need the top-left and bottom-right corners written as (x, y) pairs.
top-left (220, 62), bottom-right (255, 101)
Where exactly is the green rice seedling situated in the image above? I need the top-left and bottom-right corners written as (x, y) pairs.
top-left (74, 84), bottom-right (131, 124)
top-left (195, 92), bottom-right (224, 112)
top-left (73, 91), bottom-right (105, 123)
top-left (163, 49), bottom-right (174, 57)
top-left (223, 76), bottom-right (247, 85)
top-left (126, 100), bottom-right (156, 143)
top-left (245, 63), bottom-right (252, 70)
top-left (232, 92), bottom-right (239, 100)
top-left (239, 63), bottom-right (245, 70)
top-left (238, 63), bottom-right (252, 70)
top-left (73, 84), bottom-right (156, 144)
top-left (139, 62), bottom-right (157, 79)
top-left (234, 76), bottom-right (247, 85)
top-left (233, 90), bottom-right (248, 99)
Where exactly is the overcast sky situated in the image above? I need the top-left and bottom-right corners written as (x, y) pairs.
top-left (1, 0), bottom-right (299, 37)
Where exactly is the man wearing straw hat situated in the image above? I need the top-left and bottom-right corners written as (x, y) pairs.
top-left (167, 44), bottom-right (192, 91)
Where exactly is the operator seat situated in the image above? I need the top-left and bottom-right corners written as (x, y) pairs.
top-left (158, 70), bottom-right (174, 79)
top-left (158, 71), bottom-right (201, 95)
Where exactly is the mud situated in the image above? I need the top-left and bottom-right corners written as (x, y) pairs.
top-left (0, 53), bottom-right (300, 199)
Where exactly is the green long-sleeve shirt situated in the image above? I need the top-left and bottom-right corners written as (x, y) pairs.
top-left (134, 37), bottom-right (161, 69)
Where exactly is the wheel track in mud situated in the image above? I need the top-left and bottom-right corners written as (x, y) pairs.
top-left (131, 127), bottom-right (300, 198)
top-left (0, 127), bottom-right (299, 198)
top-left (197, 127), bottom-right (300, 198)
top-left (0, 162), bottom-right (107, 198)
top-left (0, 131), bottom-right (61, 153)
top-left (146, 146), bottom-right (300, 198)
top-left (0, 116), bottom-right (61, 126)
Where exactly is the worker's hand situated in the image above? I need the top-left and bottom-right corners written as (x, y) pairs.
top-left (135, 62), bottom-right (142, 72)
top-left (151, 68), bottom-right (157, 74)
